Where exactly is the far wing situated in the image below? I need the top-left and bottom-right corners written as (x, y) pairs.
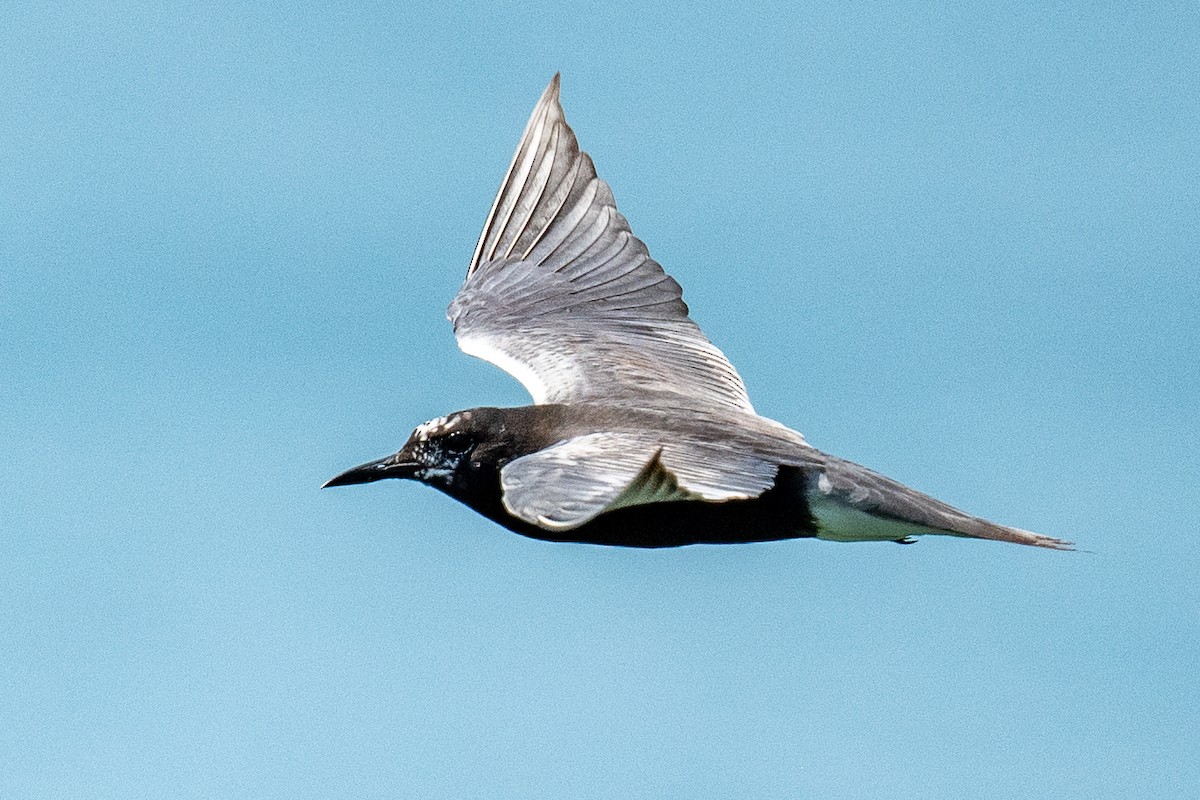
top-left (499, 432), bottom-right (780, 531)
top-left (815, 456), bottom-right (1075, 550)
top-left (449, 75), bottom-right (754, 413)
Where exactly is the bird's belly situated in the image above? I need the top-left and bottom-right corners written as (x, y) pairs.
top-left (575, 501), bottom-right (813, 547)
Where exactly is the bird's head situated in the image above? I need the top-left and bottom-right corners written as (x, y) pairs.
top-left (324, 406), bottom-right (561, 496)
top-left (323, 410), bottom-right (491, 491)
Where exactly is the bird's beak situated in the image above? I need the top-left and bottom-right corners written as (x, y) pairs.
top-left (322, 453), bottom-right (419, 488)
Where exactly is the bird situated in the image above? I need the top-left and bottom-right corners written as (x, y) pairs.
top-left (324, 74), bottom-right (1072, 551)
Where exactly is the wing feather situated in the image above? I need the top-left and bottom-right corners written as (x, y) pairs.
top-left (500, 431), bottom-right (781, 531)
top-left (451, 75), bottom-right (753, 412)
top-left (815, 456), bottom-right (1074, 550)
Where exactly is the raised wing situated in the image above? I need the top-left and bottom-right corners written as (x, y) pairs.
top-left (499, 431), bottom-right (781, 531)
top-left (448, 75), bottom-right (754, 413)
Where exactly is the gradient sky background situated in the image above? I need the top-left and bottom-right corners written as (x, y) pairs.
top-left (3, 2), bottom-right (1198, 798)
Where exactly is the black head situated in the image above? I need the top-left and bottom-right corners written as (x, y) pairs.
top-left (323, 407), bottom-right (554, 495)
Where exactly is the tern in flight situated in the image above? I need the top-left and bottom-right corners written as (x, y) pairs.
top-left (326, 75), bottom-right (1071, 552)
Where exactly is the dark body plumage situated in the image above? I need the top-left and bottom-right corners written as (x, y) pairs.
top-left (325, 76), bottom-right (1072, 552)
top-left (342, 406), bottom-right (818, 547)
top-left (455, 469), bottom-right (814, 548)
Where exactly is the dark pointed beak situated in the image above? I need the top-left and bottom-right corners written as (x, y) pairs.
top-left (322, 454), bottom-right (419, 488)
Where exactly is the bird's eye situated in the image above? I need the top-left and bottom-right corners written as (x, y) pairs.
top-left (442, 431), bottom-right (473, 455)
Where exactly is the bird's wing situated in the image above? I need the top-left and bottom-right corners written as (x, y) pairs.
top-left (448, 74), bottom-right (754, 413)
top-left (813, 456), bottom-right (1075, 550)
top-left (499, 432), bottom-right (780, 531)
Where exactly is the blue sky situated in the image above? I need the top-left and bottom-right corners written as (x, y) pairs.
top-left (2, 2), bottom-right (1197, 797)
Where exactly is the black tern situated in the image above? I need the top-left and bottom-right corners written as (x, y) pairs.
top-left (325, 75), bottom-right (1072, 551)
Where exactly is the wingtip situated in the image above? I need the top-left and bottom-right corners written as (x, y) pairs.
top-left (1038, 537), bottom-right (1077, 552)
top-left (1020, 530), bottom-right (1076, 551)
top-left (969, 519), bottom-right (1076, 551)
top-left (541, 72), bottom-right (562, 104)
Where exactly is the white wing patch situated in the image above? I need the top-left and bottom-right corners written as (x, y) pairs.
top-left (456, 331), bottom-right (559, 406)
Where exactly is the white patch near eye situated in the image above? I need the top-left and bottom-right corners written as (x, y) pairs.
top-left (415, 413), bottom-right (469, 442)
top-left (415, 416), bottom-right (449, 441)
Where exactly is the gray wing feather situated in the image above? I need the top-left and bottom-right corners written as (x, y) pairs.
top-left (451, 75), bottom-right (754, 413)
top-left (817, 456), bottom-right (1074, 550)
top-left (500, 431), bottom-right (780, 531)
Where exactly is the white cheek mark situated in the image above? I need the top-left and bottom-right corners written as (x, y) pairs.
top-left (415, 466), bottom-right (454, 483)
